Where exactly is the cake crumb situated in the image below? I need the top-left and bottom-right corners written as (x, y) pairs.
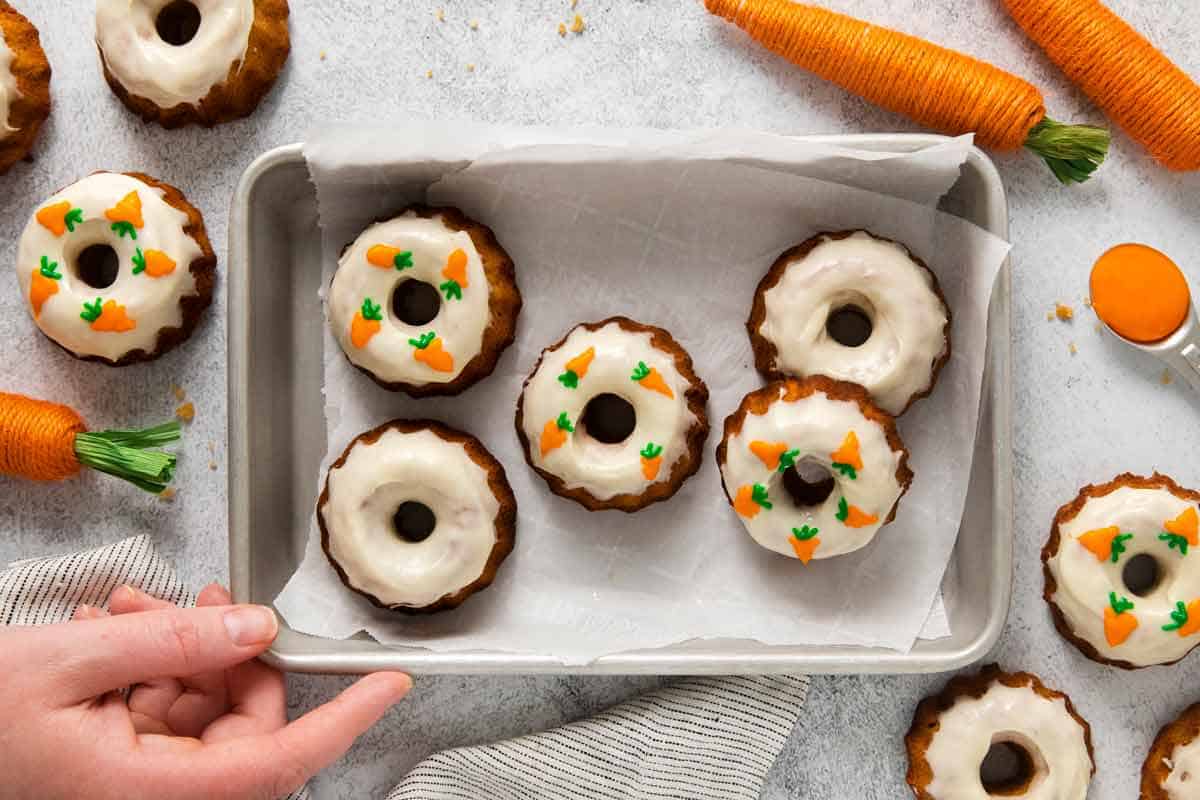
top-left (158, 488), bottom-right (176, 502)
top-left (469, 18), bottom-right (479, 29)
top-left (435, 8), bottom-right (444, 21)
top-left (572, 0), bottom-right (578, 7)
top-left (1055, 303), bottom-right (1074, 321)
top-left (1068, 341), bottom-right (1078, 355)
top-left (176, 402), bottom-right (195, 423)
top-left (570, 13), bottom-right (585, 33)
top-left (558, 21), bottom-right (567, 36)
top-left (209, 460), bottom-right (218, 471)
top-left (466, 62), bottom-right (476, 72)
top-left (1163, 369), bottom-right (1174, 386)
top-left (1095, 322), bottom-right (1104, 333)
top-left (319, 50), bottom-right (327, 61)
top-left (426, 69), bottom-right (433, 78)
top-left (1083, 297), bottom-right (1092, 309)
top-left (1046, 311), bottom-right (1054, 322)
top-left (171, 384), bottom-right (186, 402)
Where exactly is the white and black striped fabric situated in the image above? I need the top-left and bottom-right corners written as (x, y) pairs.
top-left (1, 535), bottom-right (193, 625)
top-left (389, 674), bottom-right (810, 800)
top-left (1, 536), bottom-right (309, 800)
top-left (4, 537), bottom-right (809, 800)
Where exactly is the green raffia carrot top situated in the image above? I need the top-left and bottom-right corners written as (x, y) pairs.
top-left (0, 391), bottom-right (181, 493)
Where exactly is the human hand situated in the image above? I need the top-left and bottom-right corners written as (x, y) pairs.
top-left (1, 583), bottom-right (411, 800)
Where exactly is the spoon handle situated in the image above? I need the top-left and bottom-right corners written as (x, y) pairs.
top-left (1163, 343), bottom-right (1200, 396)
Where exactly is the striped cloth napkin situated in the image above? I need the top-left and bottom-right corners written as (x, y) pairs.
top-left (3, 537), bottom-right (809, 800)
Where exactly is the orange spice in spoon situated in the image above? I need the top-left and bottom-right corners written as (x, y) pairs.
top-left (1090, 244), bottom-right (1190, 343)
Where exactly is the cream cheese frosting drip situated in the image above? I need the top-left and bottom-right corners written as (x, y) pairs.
top-left (520, 321), bottom-right (698, 501)
top-left (758, 231), bottom-right (948, 415)
top-left (16, 172), bottom-right (203, 362)
top-left (719, 384), bottom-right (903, 561)
top-left (0, 28), bottom-right (19, 134)
top-left (321, 428), bottom-right (502, 609)
top-left (923, 681), bottom-right (1091, 800)
top-left (95, 0), bottom-right (254, 109)
top-left (1047, 485), bottom-right (1200, 667)
top-left (1165, 737), bottom-right (1200, 799)
top-left (329, 212), bottom-right (489, 386)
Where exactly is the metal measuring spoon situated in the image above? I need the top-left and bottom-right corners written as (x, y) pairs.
top-left (1091, 243), bottom-right (1200, 393)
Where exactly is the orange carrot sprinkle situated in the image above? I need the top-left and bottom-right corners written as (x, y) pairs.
top-left (1002, 0), bottom-right (1200, 171)
top-left (0, 392), bottom-right (85, 481)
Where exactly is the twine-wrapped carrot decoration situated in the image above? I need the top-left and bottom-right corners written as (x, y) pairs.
top-left (0, 392), bottom-right (180, 493)
top-left (705, 0), bottom-right (1111, 183)
top-left (1001, 0), bottom-right (1200, 171)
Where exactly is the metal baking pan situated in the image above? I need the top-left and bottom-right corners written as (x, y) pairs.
top-left (228, 134), bottom-right (1012, 674)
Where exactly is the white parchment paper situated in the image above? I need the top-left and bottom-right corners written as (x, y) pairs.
top-left (274, 122), bottom-right (1008, 663)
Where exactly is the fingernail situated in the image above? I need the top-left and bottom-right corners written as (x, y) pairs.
top-left (115, 585), bottom-right (139, 604)
top-left (75, 604), bottom-right (93, 619)
top-left (223, 606), bottom-right (278, 646)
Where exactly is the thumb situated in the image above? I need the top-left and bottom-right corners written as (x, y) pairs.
top-left (36, 603), bottom-right (278, 702)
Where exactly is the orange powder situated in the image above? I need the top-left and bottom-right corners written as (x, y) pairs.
top-left (1090, 243), bottom-right (1190, 343)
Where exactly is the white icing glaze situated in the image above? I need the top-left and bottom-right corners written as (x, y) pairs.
top-left (1046, 484), bottom-right (1200, 667)
top-left (95, 0), bottom-right (254, 109)
top-left (329, 213), bottom-right (490, 387)
top-left (1165, 737), bottom-right (1200, 799)
top-left (321, 427), bottom-right (503, 609)
top-left (0, 28), bottom-right (19, 134)
top-left (757, 231), bottom-right (949, 415)
top-left (519, 321), bottom-right (699, 501)
top-left (15, 172), bottom-right (204, 362)
top-left (923, 680), bottom-right (1091, 800)
top-left (719, 383), bottom-right (903, 560)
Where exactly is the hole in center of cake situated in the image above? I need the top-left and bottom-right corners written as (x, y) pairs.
top-left (579, 393), bottom-right (636, 444)
top-left (156, 0), bottom-right (202, 46)
top-left (392, 280), bottom-right (441, 326)
top-left (392, 501), bottom-right (436, 543)
top-left (782, 458), bottom-right (835, 507)
top-left (74, 244), bottom-right (120, 290)
top-left (979, 739), bottom-right (1036, 796)
top-left (826, 305), bottom-right (873, 347)
top-left (1123, 553), bottom-right (1162, 597)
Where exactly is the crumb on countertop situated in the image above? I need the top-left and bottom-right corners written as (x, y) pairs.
top-left (1055, 303), bottom-right (1074, 321)
top-left (426, 69), bottom-right (433, 78)
top-left (436, 8), bottom-right (444, 21)
top-left (319, 50), bottom-right (327, 61)
top-left (176, 402), bottom-right (195, 423)
top-left (466, 63), bottom-right (476, 72)
top-left (1083, 297), bottom-right (1092, 309)
top-left (172, 384), bottom-right (185, 402)
top-left (572, 0), bottom-right (579, 8)
top-left (1046, 311), bottom-right (1054, 322)
top-left (209, 460), bottom-right (218, 471)
top-left (469, 18), bottom-right (479, 29)
top-left (1163, 369), bottom-right (1174, 385)
top-left (158, 487), bottom-right (176, 502)
top-left (558, 21), bottom-right (566, 36)
top-left (1095, 322), bottom-right (1104, 333)
top-left (570, 13), bottom-right (585, 33)
top-left (1068, 341), bottom-right (1077, 355)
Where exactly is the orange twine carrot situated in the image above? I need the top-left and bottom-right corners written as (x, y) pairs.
top-left (1002, 0), bottom-right (1200, 171)
top-left (0, 391), bottom-right (180, 491)
top-left (0, 393), bottom-right (85, 481)
top-left (705, 0), bottom-right (1110, 183)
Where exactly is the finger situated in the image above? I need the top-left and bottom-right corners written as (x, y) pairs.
top-left (109, 584), bottom-right (175, 615)
top-left (197, 582), bottom-right (231, 607)
top-left (201, 581), bottom-right (286, 734)
top-left (72, 604), bottom-right (110, 621)
top-left (128, 679), bottom-right (185, 727)
top-left (167, 673), bottom-right (411, 800)
top-left (35, 604), bottom-right (280, 701)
